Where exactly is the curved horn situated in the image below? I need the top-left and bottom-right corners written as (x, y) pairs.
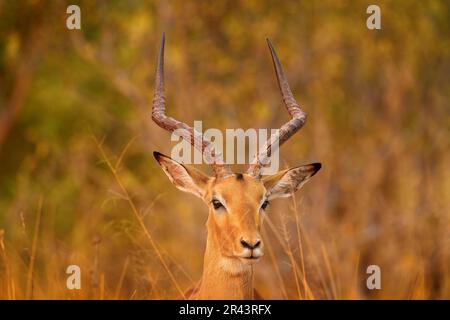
top-left (247, 39), bottom-right (307, 178)
top-left (151, 33), bottom-right (232, 178)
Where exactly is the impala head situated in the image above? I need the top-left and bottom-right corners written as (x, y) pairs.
top-left (151, 34), bottom-right (321, 266)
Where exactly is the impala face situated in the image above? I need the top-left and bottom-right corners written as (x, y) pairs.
top-left (205, 173), bottom-right (266, 264)
top-left (153, 152), bottom-right (321, 266)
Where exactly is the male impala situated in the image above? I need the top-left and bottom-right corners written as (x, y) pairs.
top-left (151, 34), bottom-right (321, 300)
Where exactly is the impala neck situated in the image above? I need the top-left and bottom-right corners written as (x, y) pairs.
top-left (197, 231), bottom-right (254, 300)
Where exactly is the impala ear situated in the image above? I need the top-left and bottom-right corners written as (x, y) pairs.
top-left (153, 152), bottom-right (209, 198)
top-left (263, 163), bottom-right (321, 200)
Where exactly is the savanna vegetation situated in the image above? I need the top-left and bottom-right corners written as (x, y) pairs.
top-left (0, 0), bottom-right (449, 299)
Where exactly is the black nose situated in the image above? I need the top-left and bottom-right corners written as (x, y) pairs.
top-left (240, 238), bottom-right (261, 250)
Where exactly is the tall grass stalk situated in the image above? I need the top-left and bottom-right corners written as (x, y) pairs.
top-left (26, 196), bottom-right (43, 299)
top-left (94, 137), bottom-right (186, 299)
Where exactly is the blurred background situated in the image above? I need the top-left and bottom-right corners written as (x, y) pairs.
top-left (0, 0), bottom-right (449, 299)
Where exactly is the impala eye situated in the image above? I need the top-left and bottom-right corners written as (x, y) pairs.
top-left (261, 200), bottom-right (269, 210)
top-left (212, 199), bottom-right (223, 210)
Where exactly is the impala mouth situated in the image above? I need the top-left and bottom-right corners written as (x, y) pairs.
top-left (238, 255), bottom-right (261, 265)
top-left (236, 251), bottom-right (263, 263)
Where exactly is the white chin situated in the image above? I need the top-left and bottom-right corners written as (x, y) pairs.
top-left (239, 257), bottom-right (260, 264)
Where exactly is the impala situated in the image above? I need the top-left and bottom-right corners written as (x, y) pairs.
top-left (151, 34), bottom-right (321, 300)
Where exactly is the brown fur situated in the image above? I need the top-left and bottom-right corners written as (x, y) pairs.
top-left (154, 154), bottom-right (320, 299)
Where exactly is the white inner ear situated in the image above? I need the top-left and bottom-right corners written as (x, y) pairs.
top-left (266, 168), bottom-right (311, 200)
top-left (160, 162), bottom-right (204, 198)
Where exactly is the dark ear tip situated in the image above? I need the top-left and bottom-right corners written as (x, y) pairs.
top-left (153, 151), bottom-right (163, 161)
top-left (311, 163), bottom-right (322, 175)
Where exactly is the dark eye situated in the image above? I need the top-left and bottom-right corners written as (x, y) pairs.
top-left (212, 199), bottom-right (223, 210)
top-left (261, 200), bottom-right (269, 210)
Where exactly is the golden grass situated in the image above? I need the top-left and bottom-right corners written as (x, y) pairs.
top-left (0, 146), bottom-right (448, 299)
top-left (26, 196), bottom-right (43, 299)
top-left (0, 1), bottom-right (449, 299)
top-left (94, 137), bottom-right (186, 299)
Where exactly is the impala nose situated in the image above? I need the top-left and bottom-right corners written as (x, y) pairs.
top-left (240, 238), bottom-right (261, 250)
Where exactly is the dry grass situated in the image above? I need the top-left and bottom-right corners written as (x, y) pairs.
top-left (0, 136), bottom-right (448, 299)
top-left (0, 0), bottom-right (449, 300)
